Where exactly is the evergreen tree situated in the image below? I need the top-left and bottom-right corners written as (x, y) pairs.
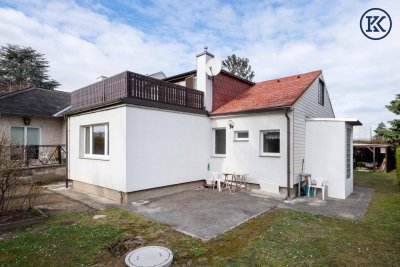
top-left (375, 94), bottom-right (400, 145)
top-left (222, 54), bottom-right (255, 81)
top-left (0, 44), bottom-right (60, 93)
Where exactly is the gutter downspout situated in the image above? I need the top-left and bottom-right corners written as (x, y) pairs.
top-left (65, 115), bottom-right (69, 188)
top-left (285, 108), bottom-right (291, 199)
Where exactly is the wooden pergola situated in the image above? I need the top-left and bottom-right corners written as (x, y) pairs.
top-left (353, 143), bottom-right (390, 172)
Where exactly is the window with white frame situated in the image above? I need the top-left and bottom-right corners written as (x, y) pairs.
top-left (260, 130), bottom-right (280, 155)
top-left (83, 124), bottom-right (109, 157)
top-left (234, 130), bottom-right (249, 141)
top-left (214, 128), bottom-right (226, 155)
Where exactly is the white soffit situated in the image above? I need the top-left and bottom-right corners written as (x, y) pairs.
top-left (306, 118), bottom-right (362, 126)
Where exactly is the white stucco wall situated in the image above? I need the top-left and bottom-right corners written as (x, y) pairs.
top-left (68, 106), bottom-right (127, 192)
top-left (304, 120), bottom-right (353, 199)
top-left (125, 106), bottom-right (210, 192)
top-left (196, 52), bottom-right (213, 111)
top-left (209, 111), bottom-right (288, 188)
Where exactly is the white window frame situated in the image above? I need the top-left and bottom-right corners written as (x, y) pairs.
top-left (212, 128), bottom-right (226, 157)
top-left (260, 130), bottom-right (281, 157)
top-left (83, 124), bottom-right (109, 160)
top-left (10, 126), bottom-right (41, 146)
top-left (234, 130), bottom-right (249, 141)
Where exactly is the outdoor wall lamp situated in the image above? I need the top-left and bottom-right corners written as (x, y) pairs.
top-left (228, 120), bottom-right (235, 129)
top-left (23, 117), bottom-right (31, 126)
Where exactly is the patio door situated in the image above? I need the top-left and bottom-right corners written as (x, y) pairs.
top-left (10, 126), bottom-right (40, 159)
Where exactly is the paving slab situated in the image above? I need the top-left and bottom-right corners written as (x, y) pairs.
top-left (280, 186), bottom-right (374, 221)
top-left (45, 182), bottom-right (118, 210)
top-left (128, 188), bottom-right (278, 240)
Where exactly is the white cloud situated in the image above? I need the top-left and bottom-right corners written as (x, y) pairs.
top-left (0, 0), bottom-right (399, 139)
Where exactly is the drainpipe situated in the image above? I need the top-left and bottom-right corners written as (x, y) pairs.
top-left (285, 108), bottom-right (291, 199)
top-left (65, 115), bottom-right (69, 188)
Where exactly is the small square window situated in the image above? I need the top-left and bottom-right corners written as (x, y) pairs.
top-left (214, 128), bottom-right (226, 155)
top-left (234, 131), bottom-right (249, 141)
top-left (260, 130), bottom-right (280, 156)
top-left (83, 124), bottom-right (109, 157)
top-left (318, 79), bottom-right (325, 106)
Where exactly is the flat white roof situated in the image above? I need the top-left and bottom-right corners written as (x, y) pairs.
top-left (306, 118), bottom-right (362, 126)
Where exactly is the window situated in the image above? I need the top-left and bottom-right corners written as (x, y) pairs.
top-left (214, 128), bottom-right (226, 155)
top-left (260, 130), bottom-right (280, 155)
top-left (10, 126), bottom-right (40, 160)
top-left (234, 131), bottom-right (249, 141)
top-left (346, 127), bottom-right (352, 179)
top-left (10, 126), bottom-right (40, 146)
top-left (318, 79), bottom-right (325, 106)
top-left (83, 124), bottom-right (109, 157)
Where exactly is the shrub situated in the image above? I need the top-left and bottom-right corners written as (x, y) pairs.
top-left (0, 126), bottom-right (42, 215)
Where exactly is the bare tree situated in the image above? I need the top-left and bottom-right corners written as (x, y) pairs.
top-left (0, 126), bottom-right (41, 215)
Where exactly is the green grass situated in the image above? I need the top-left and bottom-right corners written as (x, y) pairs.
top-left (1, 171), bottom-right (399, 266)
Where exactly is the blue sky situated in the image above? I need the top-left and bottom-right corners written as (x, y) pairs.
top-left (0, 0), bottom-right (399, 139)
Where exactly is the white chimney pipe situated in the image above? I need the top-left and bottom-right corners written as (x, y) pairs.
top-left (196, 46), bottom-right (214, 111)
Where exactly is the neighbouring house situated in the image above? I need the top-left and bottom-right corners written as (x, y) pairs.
top-left (0, 87), bottom-right (70, 177)
top-left (67, 48), bottom-right (361, 203)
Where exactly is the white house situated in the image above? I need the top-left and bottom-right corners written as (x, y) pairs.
top-left (67, 48), bottom-right (361, 203)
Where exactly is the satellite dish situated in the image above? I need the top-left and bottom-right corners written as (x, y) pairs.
top-left (206, 58), bottom-right (222, 77)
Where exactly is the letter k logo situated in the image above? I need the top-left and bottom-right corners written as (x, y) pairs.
top-left (366, 16), bottom-right (386, 32)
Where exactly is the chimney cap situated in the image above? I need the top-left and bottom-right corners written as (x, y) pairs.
top-left (196, 45), bottom-right (214, 58)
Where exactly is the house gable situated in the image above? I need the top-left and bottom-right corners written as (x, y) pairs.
top-left (292, 73), bottom-right (335, 185)
top-left (211, 70), bottom-right (322, 116)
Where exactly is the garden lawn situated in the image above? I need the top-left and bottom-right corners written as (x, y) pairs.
top-left (1, 171), bottom-right (399, 266)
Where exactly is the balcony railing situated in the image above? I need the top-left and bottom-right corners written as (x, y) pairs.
top-left (71, 71), bottom-right (204, 111)
top-left (10, 145), bottom-right (66, 167)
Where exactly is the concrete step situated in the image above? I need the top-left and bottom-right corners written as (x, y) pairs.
top-left (250, 189), bottom-right (286, 200)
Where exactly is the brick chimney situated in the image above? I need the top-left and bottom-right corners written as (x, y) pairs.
top-left (196, 46), bottom-right (214, 111)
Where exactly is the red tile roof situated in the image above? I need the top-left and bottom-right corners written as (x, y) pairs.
top-left (211, 70), bottom-right (322, 115)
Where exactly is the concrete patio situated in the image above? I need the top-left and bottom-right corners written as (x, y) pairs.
top-left (129, 188), bottom-right (278, 240)
top-left (47, 183), bottom-right (374, 241)
top-left (280, 187), bottom-right (374, 221)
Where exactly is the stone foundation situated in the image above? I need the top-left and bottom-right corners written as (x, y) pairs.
top-left (71, 180), bottom-right (203, 204)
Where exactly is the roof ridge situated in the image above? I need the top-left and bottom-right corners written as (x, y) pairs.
top-left (255, 70), bottom-right (322, 85)
top-left (0, 86), bottom-right (36, 100)
top-left (33, 87), bottom-right (70, 94)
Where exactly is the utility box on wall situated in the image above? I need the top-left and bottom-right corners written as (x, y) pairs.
top-left (304, 118), bottom-right (362, 199)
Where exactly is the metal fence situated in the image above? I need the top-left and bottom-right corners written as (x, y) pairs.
top-left (11, 145), bottom-right (66, 167)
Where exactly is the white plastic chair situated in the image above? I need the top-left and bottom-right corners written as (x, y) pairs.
top-left (209, 172), bottom-right (221, 191)
top-left (307, 178), bottom-right (328, 200)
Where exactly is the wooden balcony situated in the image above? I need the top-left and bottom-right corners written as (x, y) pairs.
top-left (71, 71), bottom-right (204, 112)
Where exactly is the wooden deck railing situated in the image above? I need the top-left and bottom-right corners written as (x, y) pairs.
top-left (71, 71), bottom-right (204, 111)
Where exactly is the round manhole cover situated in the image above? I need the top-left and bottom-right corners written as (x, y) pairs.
top-left (125, 246), bottom-right (173, 267)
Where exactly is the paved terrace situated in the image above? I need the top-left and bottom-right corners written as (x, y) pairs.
top-left (48, 183), bottom-right (374, 240)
